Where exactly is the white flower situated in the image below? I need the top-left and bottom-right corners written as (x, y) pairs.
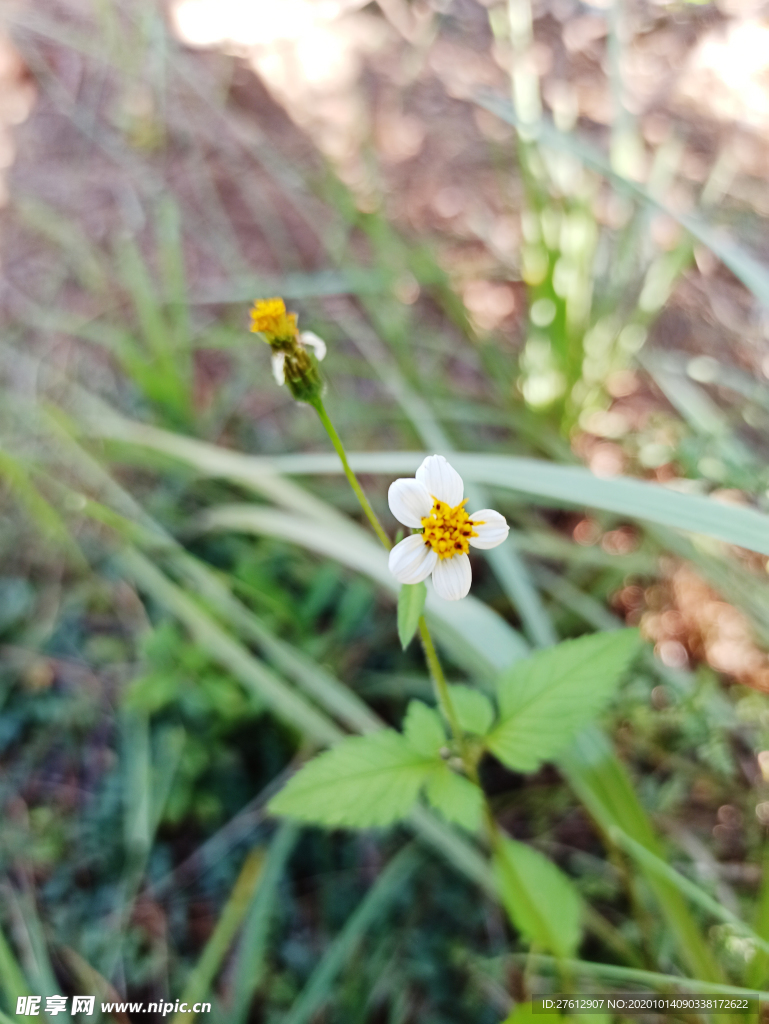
top-left (387, 454), bottom-right (509, 601)
top-left (271, 331), bottom-right (327, 385)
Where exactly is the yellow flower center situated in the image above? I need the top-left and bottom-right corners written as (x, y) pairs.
top-left (421, 499), bottom-right (480, 560)
top-left (250, 297), bottom-right (299, 343)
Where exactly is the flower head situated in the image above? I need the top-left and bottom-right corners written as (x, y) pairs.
top-left (387, 455), bottom-right (509, 601)
top-left (249, 297), bottom-right (327, 402)
top-left (250, 297), bottom-right (298, 343)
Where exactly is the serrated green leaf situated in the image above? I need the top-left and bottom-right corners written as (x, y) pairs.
top-left (447, 684), bottom-right (495, 736)
top-left (424, 766), bottom-right (483, 832)
top-left (493, 837), bottom-right (582, 957)
top-left (397, 582), bottom-right (426, 649)
top-left (403, 700), bottom-right (446, 757)
top-left (487, 631), bottom-right (640, 773)
top-left (268, 731), bottom-right (436, 828)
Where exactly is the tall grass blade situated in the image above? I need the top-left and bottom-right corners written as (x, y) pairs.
top-left (196, 504), bottom-right (528, 673)
top-left (281, 846), bottom-right (420, 1024)
top-left (748, 844), bottom-right (769, 989)
top-left (118, 548), bottom-right (343, 746)
top-left (477, 95), bottom-right (769, 305)
top-left (171, 849), bottom-right (266, 1024)
top-left (560, 728), bottom-right (724, 981)
top-left (6, 888), bottom-right (58, 1000)
top-left (156, 197), bottom-right (192, 360)
top-left (610, 827), bottom-right (769, 954)
top-left (230, 824), bottom-right (299, 1024)
top-left (260, 451), bottom-right (769, 558)
top-left (507, 955), bottom-right (767, 999)
top-left (0, 926), bottom-right (30, 1005)
top-left (170, 552), bottom-right (382, 735)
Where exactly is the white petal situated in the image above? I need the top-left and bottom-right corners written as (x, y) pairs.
top-left (271, 351), bottom-right (286, 385)
top-left (468, 509), bottom-right (509, 550)
top-left (431, 553), bottom-right (472, 601)
top-left (299, 330), bottom-right (327, 361)
top-left (388, 478), bottom-right (433, 528)
top-left (416, 454), bottom-right (464, 506)
top-left (388, 535), bottom-right (437, 584)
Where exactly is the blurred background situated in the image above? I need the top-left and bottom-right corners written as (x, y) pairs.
top-left (2, 0), bottom-right (769, 1020)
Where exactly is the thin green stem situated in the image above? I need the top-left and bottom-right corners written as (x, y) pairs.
top-left (417, 615), bottom-right (468, 760)
top-left (311, 397), bottom-right (391, 551)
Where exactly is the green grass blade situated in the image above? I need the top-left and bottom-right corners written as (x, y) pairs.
top-left (0, 450), bottom-right (81, 559)
top-left (282, 846), bottom-right (420, 1024)
top-left (118, 548), bottom-right (343, 746)
top-left (507, 955), bottom-right (767, 999)
top-left (122, 710), bottom-right (152, 864)
top-left (748, 844), bottom-right (769, 989)
top-left (156, 197), bottom-right (192, 356)
top-left (476, 95), bottom-right (769, 305)
top-left (171, 849), bottom-right (266, 1024)
top-left (611, 827), bottom-right (769, 954)
top-left (87, 410), bottom-right (352, 529)
top-left (260, 451), bottom-right (769, 558)
top-left (16, 195), bottom-right (108, 293)
top-left (114, 235), bottom-right (190, 421)
top-left (0, 925), bottom-right (30, 1004)
top-left (559, 727), bottom-right (724, 981)
top-left (169, 552), bottom-right (382, 735)
top-left (230, 824), bottom-right (299, 1024)
top-left (195, 504), bottom-right (528, 674)
top-left (6, 888), bottom-right (58, 1000)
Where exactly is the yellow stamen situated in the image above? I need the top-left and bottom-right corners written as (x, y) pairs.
top-left (421, 498), bottom-right (479, 560)
top-left (250, 297), bottom-right (299, 343)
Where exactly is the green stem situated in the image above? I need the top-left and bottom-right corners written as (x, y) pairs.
top-left (417, 615), bottom-right (468, 758)
top-left (311, 397), bottom-right (391, 551)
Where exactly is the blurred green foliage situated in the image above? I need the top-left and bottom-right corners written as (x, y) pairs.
top-left (1, 0), bottom-right (769, 1021)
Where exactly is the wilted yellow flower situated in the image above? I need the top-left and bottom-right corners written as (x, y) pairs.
top-left (250, 297), bottom-right (298, 343)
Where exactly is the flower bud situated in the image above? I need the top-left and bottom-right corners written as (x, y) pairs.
top-left (250, 297), bottom-right (325, 403)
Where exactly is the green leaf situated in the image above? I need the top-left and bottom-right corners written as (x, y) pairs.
top-left (487, 631), bottom-right (640, 773)
top-left (397, 582), bottom-right (426, 649)
top-left (268, 731), bottom-right (437, 828)
top-left (403, 700), bottom-right (446, 757)
top-left (447, 684), bottom-right (495, 736)
top-left (493, 837), bottom-right (582, 957)
top-left (424, 766), bottom-right (483, 832)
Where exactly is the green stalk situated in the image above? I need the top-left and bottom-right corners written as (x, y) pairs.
top-left (417, 615), bottom-right (467, 761)
top-left (310, 397), bottom-right (391, 551)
